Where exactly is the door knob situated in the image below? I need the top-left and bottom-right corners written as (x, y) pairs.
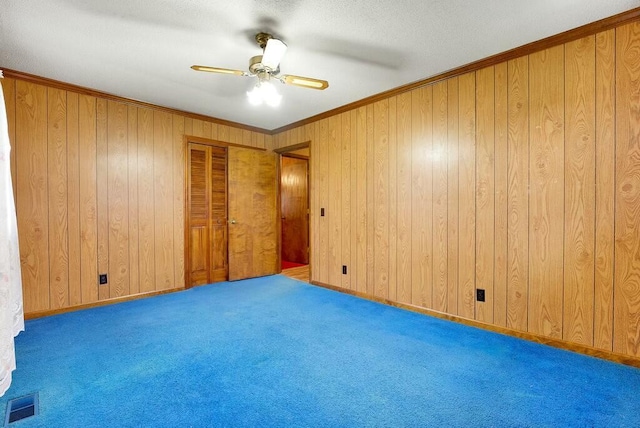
top-left (230, 219), bottom-right (237, 224)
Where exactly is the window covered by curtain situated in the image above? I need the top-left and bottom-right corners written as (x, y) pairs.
top-left (0, 70), bottom-right (24, 397)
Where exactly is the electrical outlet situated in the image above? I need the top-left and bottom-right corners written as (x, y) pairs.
top-left (99, 274), bottom-right (108, 285)
top-left (342, 265), bottom-right (347, 275)
top-left (476, 288), bottom-right (485, 302)
top-left (321, 208), bottom-right (325, 217)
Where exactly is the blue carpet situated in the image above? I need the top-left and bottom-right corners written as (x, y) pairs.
top-left (2, 275), bottom-right (640, 427)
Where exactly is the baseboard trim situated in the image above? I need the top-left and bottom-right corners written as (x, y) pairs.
top-left (24, 288), bottom-right (186, 320)
top-left (310, 280), bottom-right (640, 369)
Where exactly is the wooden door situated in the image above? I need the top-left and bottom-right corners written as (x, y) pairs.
top-left (227, 147), bottom-right (278, 280)
top-left (281, 156), bottom-right (309, 264)
top-left (187, 143), bottom-right (227, 287)
top-left (209, 146), bottom-right (228, 282)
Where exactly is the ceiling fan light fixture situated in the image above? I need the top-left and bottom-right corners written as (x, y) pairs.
top-left (261, 38), bottom-right (288, 70)
top-left (247, 79), bottom-right (282, 107)
top-left (246, 85), bottom-right (263, 106)
top-left (193, 32), bottom-right (329, 105)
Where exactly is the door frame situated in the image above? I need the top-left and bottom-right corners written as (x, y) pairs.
top-left (274, 141), bottom-right (311, 276)
top-left (183, 135), bottom-right (268, 288)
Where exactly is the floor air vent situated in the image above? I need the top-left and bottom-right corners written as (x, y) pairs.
top-left (4, 393), bottom-right (38, 426)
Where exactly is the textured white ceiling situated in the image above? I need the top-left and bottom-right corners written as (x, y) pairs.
top-left (1, 0), bottom-right (637, 130)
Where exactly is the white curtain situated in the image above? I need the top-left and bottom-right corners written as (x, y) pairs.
top-left (0, 70), bottom-right (24, 397)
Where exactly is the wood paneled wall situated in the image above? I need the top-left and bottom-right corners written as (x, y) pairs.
top-left (271, 22), bottom-right (640, 358)
top-left (1, 77), bottom-right (270, 314)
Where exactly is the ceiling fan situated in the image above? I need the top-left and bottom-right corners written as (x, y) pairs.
top-left (192, 32), bottom-right (329, 107)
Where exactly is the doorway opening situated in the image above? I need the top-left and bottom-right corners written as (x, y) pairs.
top-left (276, 142), bottom-right (310, 277)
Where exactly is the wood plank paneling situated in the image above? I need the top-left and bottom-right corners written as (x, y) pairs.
top-left (458, 73), bottom-right (476, 319)
top-left (374, 100), bottom-right (389, 299)
top-left (47, 87), bottom-right (69, 309)
top-left (396, 92), bottom-right (412, 304)
top-left (349, 112), bottom-right (358, 291)
top-left (211, 122), bottom-right (220, 140)
top-left (328, 115), bottom-right (342, 287)
top-left (564, 36), bottom-right (596, 346)
top-left (107, 101), bottom-right (129, 298)
top-left (494, 62), bottom-right (509, 327)
top-left (475, 67), bottom-right (495, 323)
top-left (96, 98), bottom-right (109, 300)
top-left (184, 118), bottom-right (193, 137)
top-left (128, 106), bottom-right (139, 295)
top-left (356, 107), bottom-right (367, 294)
top-left (341, 112), bottom-right (352, 290)
top-left (251, 132), bottom-right (261, 149)
top-left (138, 108), bottom-right (155, 293)
top-left (446, 78), bottom-right (459, 315)
top-left (366, 105), bottom-right (375, 296)
top-left (308, 133), bottom-right (315, 277)
top-left (173, 115), bottom-right (185, 289)
top-left (506, 56), bottom-right (530, 331)
top-left (191, 119), bottom-right (207, 139)
top-left (9, 77), bottom-right (270, 315)
top-left (242, 129), bottom-right (252, 147)
top-left (272, 133), bottom-right (283, 151)
top-left (154, 111), bottom-right (175, 290)
top-left (432, 81), bottom-right (448, 312)
top-left (309, 124), bottom-right (319, 282)
top-left (268, 18), bottom-right (640, 360)
top-left (218, 124), bottom-right (230, 143)
top-left (529, 45), bottom-right (565, 338)
top-left (16, 81), bottom-right (49, 312)
top-left (614, 22), bottom-right (640, 356)
top-left (229, 126), bottom-right (241, 145)
top-left (78, 95), bottom-right (98, 304)
top-left (411, 86), bottom-right (433, 308)
top-left (66, 92), bottom-right (81, 306)
top-left (317, 119), bottom-right (329, 284)
top-left (594, 29), bottom-right (616, 351)
top-left (388, 98), bottom-right (397, 301)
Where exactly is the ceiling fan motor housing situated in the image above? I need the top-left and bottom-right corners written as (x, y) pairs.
top-left (255, 32), bottom-right (273, 49)
top-left (249, 55), bottom-right (279, 76)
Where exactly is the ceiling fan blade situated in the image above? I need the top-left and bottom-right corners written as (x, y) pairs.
top-left (191, 65), bottom-right (247, 76)
top-left (280, 74), bottom-right (329, 90)
top-left (261, 38), bottom-right (287, 70)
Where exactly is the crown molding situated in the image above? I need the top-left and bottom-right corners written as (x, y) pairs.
top-left (4, 7), bottom-right (639, 136)
top-left (272, 6), bottom-right (640, 134)
top-left (0, 67), bottom-right (271, 135)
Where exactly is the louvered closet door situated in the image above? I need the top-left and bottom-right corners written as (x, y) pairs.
top-left (209, 146), bottom-right (228, 282)
top-left (187, 143), bottom-right (228, 286)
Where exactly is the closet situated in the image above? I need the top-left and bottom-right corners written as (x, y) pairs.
top-left (186, 142), bottom-right (278, 287)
